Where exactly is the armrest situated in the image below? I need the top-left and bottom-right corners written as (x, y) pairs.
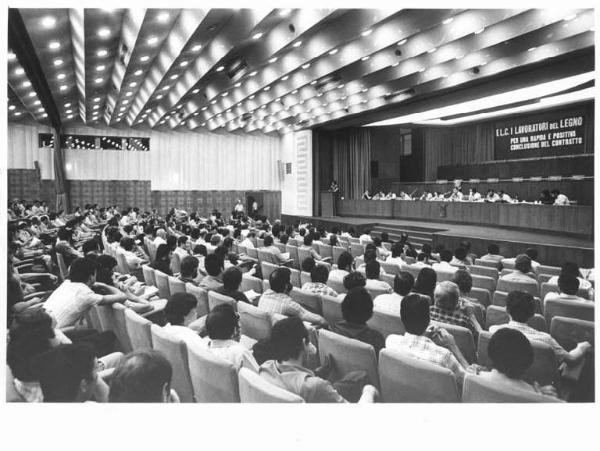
top-left (23, 291), bottom-right (49, 301)
top-left (560, 357), bottom-right (586, 382)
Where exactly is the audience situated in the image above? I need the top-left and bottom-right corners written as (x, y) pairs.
top-left (364, 260), bottom-right (393, 294)
top-left (328, 251), bottom-right (354, 281)
top-left (543, 273), bottom-right (591, 304)
top-left (215, 266), bottom-right (251, 304)
top-left (429, 281), bottom-right (481, 337)
top-left (302, 265), bottom-right (338, 297)
top-left (412, 267), bottom-right (437, 303)
top-left (373, 271), bottom-right (414, 315)
top-left (150, 243), bottom-right (173, 276)
top-left (199, 254), bottom-right (224, 290)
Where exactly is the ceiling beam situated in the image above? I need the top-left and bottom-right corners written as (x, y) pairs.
top-left (8, 8), bottom-right (62, 130)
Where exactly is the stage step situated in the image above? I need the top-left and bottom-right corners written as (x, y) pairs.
top-left (371, 225), bottom-right (434, 248)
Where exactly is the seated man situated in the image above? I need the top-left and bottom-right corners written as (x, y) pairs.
top-left (258, 267), bottom-right (327, 327)
top-left (432, 249), bottom-right (459, 274)
top-left (259, 317), bottom-right (378, 403)
top-left (544, 273), bottom-right (591, 305)
top-left (476, 328), bottom-right (557, 398)
top-left (302, 265), bottom-right (338, 297)
top-left (204, 304), bottom-right (259, 371)
top-left (479, 244), bottom-right (504, 265)
top-left (300, 235), bottom-right (329, 262)
top-left (199, 254), bottom-right (224, 291)
top-left (374, 271), bottom-right (414, 315)
top-left (450, 247), bottom-right (470, 267)
top-left (547, 261), bottom-right (593, 297)
top-left (119, 237), bottom-right (147, 272)
top-left (261, 235), bottom-right (291, 264)
top-left (332, 287), bottom-right (385, 354)
top-left (178, 255), bottom-right (201, 286)
top-left (35, 343), bottom-right (108, 403)
top-left (215, 266), bottom-right (251, 304)
top-left (429, 281), bottom-right (481, 338)
top-left (499, 254), bottom-right (538, 289)
top-left (489, 291), bottom-right (591, 366)
top-left (358, 229), bottom-right (373, 245)
top-left (328, 251), bottom-right (354, 282)
top-left (54, 227), bottom-right (84, 267)
top-left (552, 189), bottom-right (570, 206)
top-left (364, 260), bottom-right (393, 294)
top-left (109, 350), bottom-right (179, 403)
top-left (386, 242), bottom-right (405, 267)
top-left (386, 293), bottom-right (473, 387)
top-left (174, 236), bottom-right (191, 261)
top-left (163, 292), bottom-right (205, 344)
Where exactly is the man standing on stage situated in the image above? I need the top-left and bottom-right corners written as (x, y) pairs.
top-left (329, 180), bottom-right (340, 216)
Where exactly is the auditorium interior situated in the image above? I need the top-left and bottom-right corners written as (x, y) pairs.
top-left (4, 6), bottom-right (597, 413)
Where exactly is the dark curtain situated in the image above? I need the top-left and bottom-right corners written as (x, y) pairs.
top-left (332, 128), bottom-right (371, 199)
top-left (53, 127), bottom-right (69, 212)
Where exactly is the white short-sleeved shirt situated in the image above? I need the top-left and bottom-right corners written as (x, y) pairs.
top-left (43, 280), bottom-right (104, 328)
top-left (374, 292), bottom-right (404, 315)
top-left (205, 338), bottom-right (260, 372)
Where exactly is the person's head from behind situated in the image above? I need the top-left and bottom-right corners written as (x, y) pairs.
top-left (263, 235), bottom-right (273, 247)
top-left (558, 273), bottom-right (579, 295)
top-left (488, 328), bottom-right (533, 379)
top-left (391, 242), bottom-right (403, 258)
top-left (193, 244), bottom-right (207, 257)
top-left (269, 267), bottom-right (292, 294)
top-left (394, 271), bottom-right (414, 296)
top-left (414, 267), bottom-right (437, 298)
top-left (452, 269), bottom-right (472, 294)
top-left (301, 257), bottom-right (316, 273)
top-left (560, 261), bottom-right (582, 279)
top-left (177, 235), bottom-right (188, 249)
top-left (68, 257), bottom-right (97, 285)
top-left (434, 281), bottom-right (460, 310)
top-left (341, 287), bottom-right (373, 325)
top-left (35, 343), bottom-right (97, 402)
top-left (310, 264), bottom-right (329, 284)
top-left (206, 303), bottom-right (240, 341)
top-left (487, 243), bottom-right (500, 255)
top-left (343, 271), bottom-right (366, 290)
top-left (400, 293), bottom-right (431, 335)
top-left (271, 317), bottom-right (310, 363)
top-left (180, 256), bottom-right (199, 279)
top-left (109, 351), bottom-right (173, 403)
top-left (57, 227), bottom-right (74, 242)
top-left (165, 292), bottom-right (198, 326)
top-left (95, 255), bottom-right (118, 284)
top-left (506, 290), bottom-right (535, 323)
top-left (416, 253), bottom-right (427, 262)
top-left (421, 243), bottom-right (432, 257)
top-left (82, 239), bottom-right (99, 255)
top-left (337, 251), bottom-right (354, 272)
top-left (155, 244), bottom-right (171, 262)
top-left (204, 254), bottom-right (224, 277)
top-left (365, 260), bottom-right (380, 280)
top-left (454, 247), bottom-right (467, 262)
top-left (223, 266), bottom-right (243, 291)
top-left (440, 249), bottom-right (453, 263)
top-left (303, 235), bottom-right (313, 246)
top-left (525, 248), bottom-right (538, 262)
top-left (514, 254), bottom-right (532, 274)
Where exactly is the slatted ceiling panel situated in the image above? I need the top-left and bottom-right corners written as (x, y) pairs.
top-left (8, 8), bottom-right (594, 134)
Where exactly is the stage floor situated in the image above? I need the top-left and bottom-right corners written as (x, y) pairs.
top-left (285, 215), bottom-right (593, 250)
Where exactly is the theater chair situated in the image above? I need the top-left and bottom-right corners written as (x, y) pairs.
top-left (474, 258), bottom-right (502, 270)
top-left (318, 243), bottom-right (333, 260)
top-left (544, 298), bottom-right (594, 327)
top-left (154, 270), bottom-right (171, 299)
top-left (326, 277), bottom-right (346, 294)
top-left (317, 329), bottom-right (379, 389)
top-left (238, 368), bottom-right (304, 403)
top-left (168, 276), bottom-right (186, 295)
top-left (378, 348), bottom-right (460, 403)
top-left (485, 305), bottom-right (546, 332)
top-left (366, 286), bottom-right (391, 300)
top-left (540, 282), bottom-right (591, 301)
top-left (401, 264), bottom-right (422, 280)
top-left (124, 308), bottom-right (153, 351)
top-left (289, 268), bottom-right (302, 288)
top-left (367, 309), bottom-right (405, 339)
top-left (150, 324), bottom-right (195, 402)
top-left (435, 270), bottom-right (455, 283)
top-left (56, 253), bottom-right (68, 280)
top-left (350, 243), bottom-right (364, 258)
top-left (116, 252), bottom-right (130, 275)
top-left (462, 374), bottom-right (563, 403)
top-left (238, 302), bottom-right (274, 341)
top-left (538, 265), bottom-right (562, 276)
top-left (468, 287), bottom-right (492, 307)
top-left (290, 288), bottom-right (322, 315)
top-left (332, 246), bottom-right (347, 265)
top-left (321, 294), bottom-right (344, 325)
top-left (471, 274), bottom-right (496, 293)
top-left (468, 265), bottom-right (498, 281)
top-left (550, 317), bottom-right (594, 350)
top-left (208, 291), bottom-right (237, 311)
top-left (260, 261), bottom-right (279, 281)
top-left (381, 273), bottom-right (395, 288)
top-left (285, 244), bottom-right (300, 268)
top-left (380, 261), bottom-right (401, 276)
top-left (185, 284), bottom-right (209, 318)
top-left (186, 341), bottom-right (240, 403)
top-left (300, 271), bottom-right (311, 286)
top-left (141, 265), bottom-right (156, 287)
top-left (492, 291), bottom-right (542, 313)
top-left (496, 279), bottom-right (539, 298)
top-left (431, 321), bottom-right (476, 364)
top-left (112, 303), bottom-right (134, 353)
top-left (171, 253), bottom-right (182, 275)
top-left (240, 273), bottom-right (263, 294)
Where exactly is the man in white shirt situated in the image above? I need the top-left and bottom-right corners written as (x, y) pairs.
top-left (386, 242), bottom-right (405, 268)
top-left (547, 262), bottom-right (593, 297)
top-left (174, 236), bottom-right (190, 261)
top-left (119, 237), bottom-right (146, 272)
top-left (374, 271), bottom-right (414, 315)
top-left (432, 250), bottom-right (459, 274)
top-left (479, 244), bottom-right (504, 264)
top-left (552, 189), bottom-right (570, 206)
top-left (153, 228), bottom-right (167, 247)
top-left (544, 274), bottom-right (592, 305)
top-left (204, 304), bottom-right (260, 372)
top-left (364, 261), bottom-right (393, 294)
top-left (261, 235), bottom-right (291, 264)
top-left (359, 230), bottom-right (373, 245)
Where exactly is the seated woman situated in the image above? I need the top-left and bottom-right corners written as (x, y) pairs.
top-left (150, 243), bottom-right (173, 276)
top-left (329, 251), bottom-right (354, 282)
top-left (301, 235), bottom-right (330, 262)
top-left (477, 328), bottom-right (558, 398)
top-left (413, 267), bottom-right (437, 304)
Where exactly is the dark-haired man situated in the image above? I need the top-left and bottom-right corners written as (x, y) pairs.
top-left (262, 235), bottom-right (291, 265)
top-left (374, 271), bottom-right (414, 315)
top-left (432, 249), bottom-right (458, 273)
top-left (543, 274), bottom-right (591, 304)
top-left (199, 254), bottom-right (224, 290)
top-left (302, 265), bottom-right (338, 297)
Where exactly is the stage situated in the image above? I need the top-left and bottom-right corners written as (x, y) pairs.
top-left (281, 214), bottom-right (594, 268)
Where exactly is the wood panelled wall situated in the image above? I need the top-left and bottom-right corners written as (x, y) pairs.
top-left (151, 190), bottom-right (246, 216)
top-left (69, 180), bottom-right (152, 211)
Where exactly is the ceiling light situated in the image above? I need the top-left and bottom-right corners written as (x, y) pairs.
top-left (474, 28), bottom-right (485, 35)
top-left (8, 105), bottom-right (15, 111)
top-left (57, 73), bottom-right (66, 80)
top-left (249, 95), bottom-right (255, 100)
top-left (222, 92), bottom-right (229, 97)
top-left (252, 32), bottom-right (264, 40)
top-left (97, 49), bottom-right (108, 57)
top-left (201, 106), bottom-right (208, 111)
top-left (134, 69), bottom-right (143, 76)
top-left (361, 88), bottom-right (368, 93)
top-left (279, 8), bottom-right (292, 17)
top-left (234, 82), bottom-right (241, 87)
top-left (269, 57), bottom-right (278, 63)
top-left (162, 85), bottom-right (170, 91)
top-left (147, 36), bottom-right (159, 45)
top-left (65, 109), bottom-right (72, 114)
top-left (293, 41), bottom-right (302, 48)
top-left (122, 99), bottom-right (129, 104)
top-left (418, 68), bottom-right (426, 73)
top-left (28, 92), bottom-right (36, 97)
top-left (391, 62), bottom-right (400, 67)
top-left (329, 49), bottom-right (338, 55)
top-left (48, 41), bottom-right (60, 50)
top-left (67, 114), bottom-right (74, 119)
top-left (14, 67), bottom-right (25, 75)
top-left (120, 106), bottom-right (127, 111)
top-left (397, 39), bottom-right (407, 46)
top-left (281, 75), bottom-right (289, 81)
top-left (53, 59), bottom-right (63, 66)
top-left (310, 80), bottom-right (317, 85)
top-left (93, 105), bottom-right (99, 110)
top-left (291, 89), bottom-right (298, 94)
top-left (192, 88), bottom-right (200, 94)
top-left (157, 12), bottom-right (170, 23)
top-left (125, 91), bottom-right (133, 97)
top-left (180, 61), bottom-right (188, 67)
top-left (427, 47), bottom-right (437, 54)
top-left (170, 74), bottom-right (178, 80)
top-left (22, 81), bottom-right (31, 88)
top-left (8, 52), bottom-right (16, 61)
top-left (528, 47), bottom-right (537, 52)
top-left (302, 63), bottom-right (310, 69)
top-left (94, 97), bottom-right (101, 102)
top-left (361, 29), bottom-right (373, 37)
top-left (263, 86), bottom-right (270, 91)
top-left (95, 77), bottom-right (103, 84)
top-left (129, 82), bottom-right (137, 87)
top-left (97, 28), bottom-right (111, 38)
top-left (361, 56), bottom-right (370, 61)
top-left (34, 100), bottom-right (41, 105)
top-left (64, 102), bottom-right (71, 107)
top-left (442, 17), bottom-right (454, 25)
top-left (216, 65), bottom-right (225, 72)
top-left (192, 44), bottom-right (202, 52)
top-left (249, 71), bottom-right (258, 77)
top-left (41, 16), bottom-right (56, 28)
top-left (14, 111), bottom-right (22, 116)
top-left (140, 55), bottom-right (150, 62)
top-left (156, 94), bottom-right (163, 100)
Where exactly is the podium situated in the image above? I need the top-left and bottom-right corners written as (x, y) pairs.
top-left (321, 191), bottom-right (336, 217)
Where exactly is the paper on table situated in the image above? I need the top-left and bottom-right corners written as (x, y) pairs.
top-left (244, 289), bottom-right (261, 301)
